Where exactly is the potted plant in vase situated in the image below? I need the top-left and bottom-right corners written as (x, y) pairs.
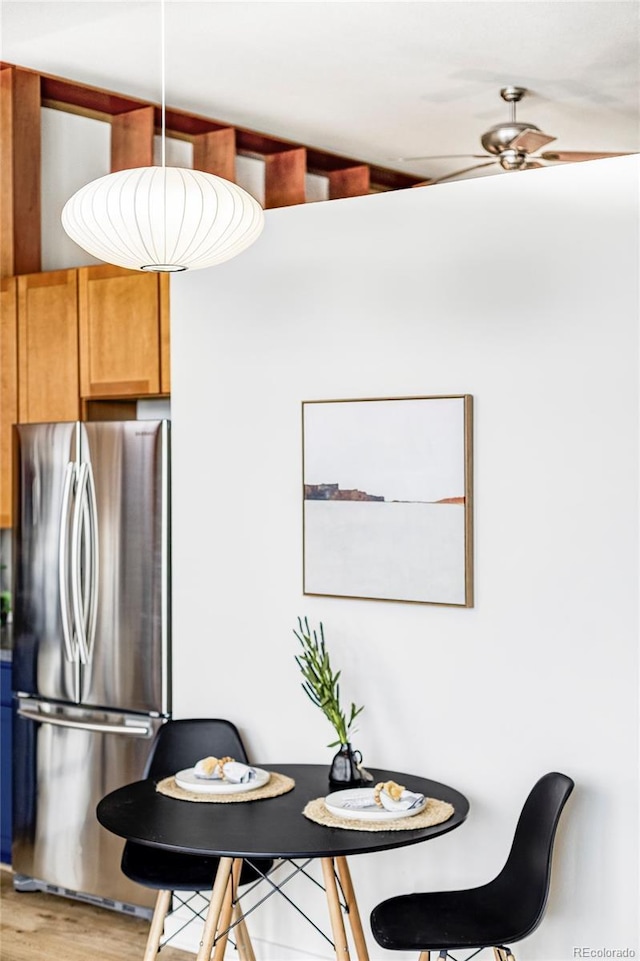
top-left (294, 616), bottom-right (370, 788)
top-left (0, 590), bottom-right (11, 627)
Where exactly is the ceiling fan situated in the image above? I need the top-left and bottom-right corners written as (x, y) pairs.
top-left (399, 86), bottom-right (630, 185)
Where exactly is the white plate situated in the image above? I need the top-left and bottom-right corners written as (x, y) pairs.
top-left (325, 788), bottom-right (427, 821)
top-left (174, 767), bottom-right (270, 794)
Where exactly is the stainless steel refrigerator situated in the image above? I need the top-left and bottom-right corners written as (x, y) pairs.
top-left (11, 420), bottom-right (170, 915)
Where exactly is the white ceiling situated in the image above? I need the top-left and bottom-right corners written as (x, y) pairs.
top-left (2, 0), bottom-right (639, 184)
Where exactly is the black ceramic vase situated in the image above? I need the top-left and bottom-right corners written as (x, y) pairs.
top-left (328, 742), bottom-right (371, 790)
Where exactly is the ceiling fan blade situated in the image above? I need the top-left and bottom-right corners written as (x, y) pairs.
top-left (523, 161), bottom-right (545, 169)
top-left (427, 160), bottom-right (499, 185)
top-left (392, 154), bottom-right (488, 162)
top-left (540, 150), bottom-right (634, 162)
top-left (508, 129), bottom-right (556, 153)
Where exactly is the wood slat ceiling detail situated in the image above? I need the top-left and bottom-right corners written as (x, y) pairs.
top-left (1, 62), bottom-right (424, 276)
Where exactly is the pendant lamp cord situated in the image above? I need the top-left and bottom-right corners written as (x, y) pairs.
top-left (160, 0), bottom-right (167, 262)
top-left (160, 0), bottom-right (166, 170)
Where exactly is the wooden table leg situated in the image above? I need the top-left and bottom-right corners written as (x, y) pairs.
top-left (220, 859), bottom-right (256, 961)
top-left (321, 857), bottom-right (351, 960)
top-left (212, 860), bottom-right (238, 960)
top-left (335, 857), bottom-right (370, 961)
top-left (195, 856), bottom-right (234, 961)
top-left (233, 901), bottom-right (256, 961)
top-left (143, 889), bottom-right (172, 961)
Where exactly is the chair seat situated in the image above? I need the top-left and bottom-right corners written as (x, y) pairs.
top-left (370, 884), bottom-right (539, 952)
top-left (122, 840), bottom-right (273, 891)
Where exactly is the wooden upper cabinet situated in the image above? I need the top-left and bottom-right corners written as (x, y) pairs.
top-left (17, 270), bottom-right (80, 423)
top-left (0, 277), bottom-right (18, 527)
top-left (78, 265), bottom-right (170, 398)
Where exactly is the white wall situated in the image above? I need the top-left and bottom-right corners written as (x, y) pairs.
top-left (169, 157), bottom-right (639, 960)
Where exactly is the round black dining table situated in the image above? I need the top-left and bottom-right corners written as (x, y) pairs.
top-left (97, 763), bottom-right (469, 961)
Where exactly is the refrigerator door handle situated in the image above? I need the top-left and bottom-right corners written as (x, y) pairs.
top-left (17, 706), bottom-right (153, 738)
top-left (58, 462), bottom-right (77, 663)
top-left (71, 461), bottom-right (99, 665)
top-left (85, 459), bottom-right (100, 662)
top-left (71, 464), bottom-right (89, 664)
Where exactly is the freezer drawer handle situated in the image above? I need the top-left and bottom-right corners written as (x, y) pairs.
top-left (17, 707), bottom-right (152, 737)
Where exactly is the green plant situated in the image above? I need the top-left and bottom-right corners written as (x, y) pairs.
top-left (0, 591), bottom-right (11, 615)
top-left (294, 616), bottom-right (364, 748)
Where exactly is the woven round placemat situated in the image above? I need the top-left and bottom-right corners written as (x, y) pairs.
top-left (303, 796), bottom-right (455, 832)
top-left (156, 771), bottom-right (295, 803)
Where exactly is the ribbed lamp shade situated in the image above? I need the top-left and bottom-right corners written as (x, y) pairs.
top-left (61, 166), bottom-right (265, 272)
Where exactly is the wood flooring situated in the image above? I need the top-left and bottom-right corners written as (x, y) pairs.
top-left (0, 866), bottom-right (191, 961)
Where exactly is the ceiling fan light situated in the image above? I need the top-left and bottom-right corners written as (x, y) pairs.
top-left (62, 166), bottom-right (265, 272)
top-left (499, 150), bottom-right (528, 171)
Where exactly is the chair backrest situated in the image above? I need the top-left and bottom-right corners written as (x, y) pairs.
top-left (491, 772), bottom-right (574, 939)
top-left (145, 718), bottom-right (250, 780)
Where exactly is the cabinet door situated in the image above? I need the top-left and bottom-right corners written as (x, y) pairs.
top-left (0, 662), bottom-right (12, 864)
top-left (0, 277), bottom-right (17, 528)
top-left (159, 273), bottom-right (171, 394)
top-left (17, 270), bottom-right (80, 424)
top-left (78, 265), bottom-right (165, 398)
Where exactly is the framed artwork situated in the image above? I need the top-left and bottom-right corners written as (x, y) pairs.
top-left (302, 395), bottom-right (473, 607)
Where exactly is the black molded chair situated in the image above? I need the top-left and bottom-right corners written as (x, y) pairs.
top-left (370, 772), bottom-right (574, 961)
top-left (121, 718), bottom-right (273, 959)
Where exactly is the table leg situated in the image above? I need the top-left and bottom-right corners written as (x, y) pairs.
top-left (321, 857), bottom-right (351, 960)
top-left (195, 856), bottom-right (234, 961)
top-left (223, 859), bottom-right (256, 961)
top-left (335, 857), bottom-right (370, 961)
top-left (143, 888), bottom-right (172, 961)
top-left (233, 902), bottom-right (257, 961)
top-left (212, 860), bottom-right (238, 961)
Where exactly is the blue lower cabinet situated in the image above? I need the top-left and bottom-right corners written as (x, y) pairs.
top-left (0, 660), bottom-right (12, 864)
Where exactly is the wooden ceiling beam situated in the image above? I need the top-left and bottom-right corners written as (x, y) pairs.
top-left (1, 65), bottom-right (41, 276)
top-left (264, 148), bottom-right (307, 208)
top-left (192, 128), bottom-right (236, 181)
top-left (39, 70), bottom-right (148, 118)
top-left (111, 106), bottom-right (154, 171)
top-left (328, 166), bottom-right (370, 199)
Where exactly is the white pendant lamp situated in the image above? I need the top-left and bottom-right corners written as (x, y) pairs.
top-left (62, 166), bottom-right (264, 272)
top-left (61, 3), bottom-right (264, 272)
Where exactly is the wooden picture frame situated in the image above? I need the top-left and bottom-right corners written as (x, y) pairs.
top-left (302, 395), bottom-right (473, 607)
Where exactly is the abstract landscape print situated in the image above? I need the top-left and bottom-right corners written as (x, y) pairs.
top-left (302, 395), bottom-right (473, 606)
